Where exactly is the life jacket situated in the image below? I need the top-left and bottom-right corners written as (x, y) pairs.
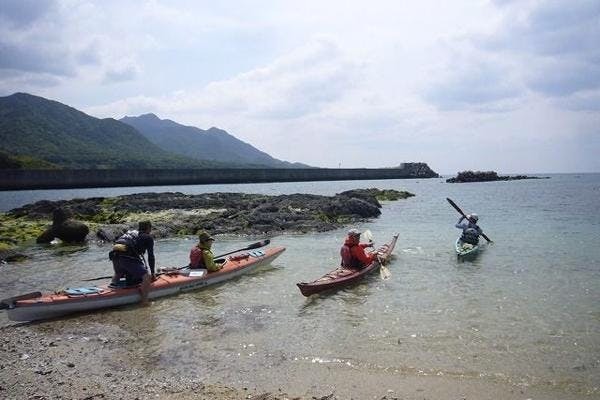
top-left (340, 243), bottom-right (361, 269)
top-left (114, 230), bottom-right (141, 256)
top-left (461, 227), bottom-right (480, 245)
top-left (189, 246), bottom-right (206, 269)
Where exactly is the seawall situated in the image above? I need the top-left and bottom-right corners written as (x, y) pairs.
top-left (1, 164), bottom-right (439, 190)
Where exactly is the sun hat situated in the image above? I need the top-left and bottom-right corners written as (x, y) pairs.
top-left (197, 231), bottom-right (214, 242)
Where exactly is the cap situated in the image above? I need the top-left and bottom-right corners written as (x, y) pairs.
top-left (197, 231), bottom-right (215, 242)
top-left (347, 228), bottom-right (361, 237)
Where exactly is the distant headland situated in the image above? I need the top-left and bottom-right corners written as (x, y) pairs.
top-left (446, 170), bottom-right (549, 183)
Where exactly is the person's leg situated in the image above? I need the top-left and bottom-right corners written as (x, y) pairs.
top-left (111, 257), bottom-right (125, 285)
top-left (122, 258), bottom-right (151, 304)
top-left (139, 273), bottom-right (151, 305)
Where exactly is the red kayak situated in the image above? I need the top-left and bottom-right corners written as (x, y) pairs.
top-left (297, 234), bottom-right (398, 296)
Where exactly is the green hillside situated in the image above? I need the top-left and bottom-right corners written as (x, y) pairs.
top-left (0, 93), bottom-right (212, 169)
top-left (121, 113), bottom-right (311, 168)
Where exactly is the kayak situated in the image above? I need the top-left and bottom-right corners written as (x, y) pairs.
top-left (2, 246), bottom-right (285, 322)
top-left (455, 237), bottom-right (479, 257)
top-left (297, 234), bottom-right (398, 296)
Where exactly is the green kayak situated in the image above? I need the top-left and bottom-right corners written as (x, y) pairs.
top-left (455, 237), bottom-right (480, 257)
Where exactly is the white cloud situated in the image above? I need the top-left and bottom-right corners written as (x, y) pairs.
top-left (88, 38), bottom-right (360, 119)
top-left (1, 0), bottom-right (598, 172)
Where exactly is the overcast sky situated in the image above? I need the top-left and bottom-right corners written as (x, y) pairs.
top-left (1, 0), bottom-right (599, 173)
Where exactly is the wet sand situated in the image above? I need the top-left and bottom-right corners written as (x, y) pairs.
top-left (1, 313), bottom-right (593, 400)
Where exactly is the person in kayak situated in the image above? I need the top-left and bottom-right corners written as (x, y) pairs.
top-left (455, 214), bottom-right (483, 245)
top-left (189, 231), bottom-right (224, 272)
top-left (340, 228), bottom-right (375, 269)
top-left (109, 220), bottom-right (155, 304)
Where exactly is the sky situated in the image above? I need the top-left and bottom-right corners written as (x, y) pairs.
top-left (1, 0), bottom-right (599, 174)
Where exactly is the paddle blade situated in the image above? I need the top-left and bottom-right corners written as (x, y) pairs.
top-left (246, 239), bottom-right (270, 250)
top-left (363, 229), bottom-right (373, 243)
top-left (380, 264), bottom-right (391, 280)
top-left (446, 198), bottom-right (466, 217)
top-left (214, 239), bottom-right (271, 258)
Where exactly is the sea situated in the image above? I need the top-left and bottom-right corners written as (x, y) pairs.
top-left (0, 174), bottom-right (599, 398)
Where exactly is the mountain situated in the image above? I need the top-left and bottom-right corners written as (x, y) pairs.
top-left (0, 93), bottom-right (217, 169)
top-left (120, 113), bottom-right (310, 168)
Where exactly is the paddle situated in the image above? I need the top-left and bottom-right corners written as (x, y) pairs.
top-left (446, 198), bottom-right (492, 243)
top-left (82, 239), bottom-right (271, 281)
top-left (364, 230), bottom-right (391, 280)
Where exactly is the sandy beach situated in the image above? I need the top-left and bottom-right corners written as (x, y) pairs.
top-left (1, 312), bottom-right (594, 400)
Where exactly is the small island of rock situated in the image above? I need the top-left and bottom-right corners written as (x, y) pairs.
top-left (446, 170), bottom-right (549, 183)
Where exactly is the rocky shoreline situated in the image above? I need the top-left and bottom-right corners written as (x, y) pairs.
top-left (446, 170), bottom-right (549, 183)
top-left (0, 188), bottom-right (413, 262)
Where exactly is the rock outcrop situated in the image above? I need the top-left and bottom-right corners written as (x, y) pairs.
top-left (7, 189), bottom-right (414, 243)
top-left (36, 208), bottom-right (90, 244)
top-left (446, 170), bottom-right (549, 183)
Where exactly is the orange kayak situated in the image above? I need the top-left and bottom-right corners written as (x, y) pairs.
top-left (2, 246), bottom-right (285, 322)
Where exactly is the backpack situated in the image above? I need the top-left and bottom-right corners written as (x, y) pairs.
top-left (462, 227), bottom-right (480, 245)
top-left (115, 230), bottom-right (141, 255)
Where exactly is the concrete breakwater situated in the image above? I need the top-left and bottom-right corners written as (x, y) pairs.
top-left (0, 163), bottom-right (438, 190)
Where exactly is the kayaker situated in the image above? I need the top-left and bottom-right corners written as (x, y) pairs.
top-left (455, 214), bottom-right (483, 245)
top-left (189, 231), bottom-right (224, 272)
top-left (109, 220), bottom-right (155, 304)
top-left (340, 228), bottom-right (375, 269)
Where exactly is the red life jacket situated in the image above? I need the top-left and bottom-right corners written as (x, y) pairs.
top-left (189, 246), bottom-right (205, 269)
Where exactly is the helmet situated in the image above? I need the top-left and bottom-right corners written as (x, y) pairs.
top-left (347, 228), bottom-right (361, 237)
top-left (467, 213), bottom-right (479, 222)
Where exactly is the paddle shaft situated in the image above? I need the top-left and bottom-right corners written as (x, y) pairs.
top-left (82, 239), bottom-right (271, 281)
top-left (446, 198), bottom-right (492, 243)
top-left (364, 230), bottom-right (391, 279)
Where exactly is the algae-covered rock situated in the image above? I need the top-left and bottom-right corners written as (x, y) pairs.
top-left (6, 188), bottom-right (415, 243)
top-left (36, 208), bottom-right (90, 244)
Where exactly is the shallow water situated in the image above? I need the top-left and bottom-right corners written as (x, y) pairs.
top-left (1, 175), bottom-right (599, 398)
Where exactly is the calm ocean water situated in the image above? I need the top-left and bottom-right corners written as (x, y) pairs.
top-left (1, 174), bottom-right (599, 398)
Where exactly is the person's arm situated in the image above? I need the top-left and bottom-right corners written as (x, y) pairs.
top-left (146, 237), bottom-right (155, 276)
top-left (455, 217), bottom-right (467, 229)
top-left (351, 246), bottom-right (374, 265)
top-left (202, 249), bottom-right (222, 272)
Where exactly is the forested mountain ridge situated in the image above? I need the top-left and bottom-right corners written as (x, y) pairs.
top-left (0, 93), bottom-right (216, 169)
top-left (120, 113), bottom-right (310, 168)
